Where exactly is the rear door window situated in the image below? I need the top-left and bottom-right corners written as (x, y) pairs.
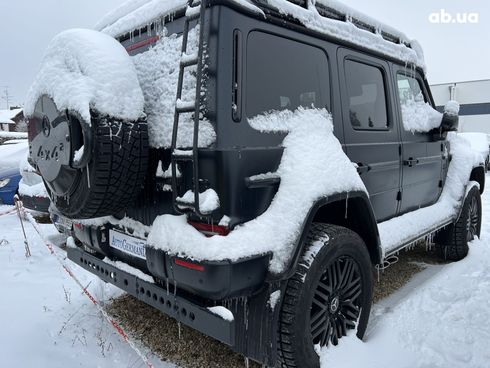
top-left (246, 32), bottom-right (330, 118)
top-left (344, 60), bottom-right (389, 130)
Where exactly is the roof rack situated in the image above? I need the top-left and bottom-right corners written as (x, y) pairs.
top-left (254, 0), bottom-right (413, 48)
top-left (245, 0), bottom-right (424, 70)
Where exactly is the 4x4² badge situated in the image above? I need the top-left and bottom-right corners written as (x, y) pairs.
top-left (31, 115), bottom-right (71, 182)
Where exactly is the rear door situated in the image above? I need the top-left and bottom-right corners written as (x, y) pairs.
top-left (338, 49), bottom-right (401, 222)
top-left (393, 67), bottom-right (445, 213)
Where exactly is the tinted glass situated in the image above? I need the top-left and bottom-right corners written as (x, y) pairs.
top-left (345, 60), bottom-right (388, 129)
top-left (246, 32), bottom-right (329, 118)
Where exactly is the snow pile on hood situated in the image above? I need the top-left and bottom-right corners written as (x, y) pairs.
top-left (18, 155), bottom-right (48, 198)
top-left (147, 108), bottom-right (366, 273)
top-left (25, 29), bottom-right (145, 124)
top-left (132, 27), bottom-right (215, 148)
top-left (400, 93), bottom-right (442, 133)
top-left (0, 140), bottom-right (28, 171)
top-left (267, 0), bottom-right (426, 71)
top-left (458, 132), bottom-right (489, 162)
top-left (379, 132), bottom-right (481, 256)
top-left (18, 180), bottom-right (48, 198)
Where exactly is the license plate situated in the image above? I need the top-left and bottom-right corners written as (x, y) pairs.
top-left (109, 230), bottom-right (146, 260)
top-left (57, 215), bottom-right (73, 229)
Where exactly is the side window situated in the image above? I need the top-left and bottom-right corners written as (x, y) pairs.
top-left (396, 74), bottom-right (427, 105)
top-left (246, 32), bottom-right (330, 118)
top-left (345, 60), bottom-right (388, 130)
top-left (396, 73), bottom-right (441, 133)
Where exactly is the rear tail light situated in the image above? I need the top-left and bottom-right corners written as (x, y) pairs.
top-left (174, 258), bottom-right (205, 272)
top-left (188, 220), bottom-right (230, 237)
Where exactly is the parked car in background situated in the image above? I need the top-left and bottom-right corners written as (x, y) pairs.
top-left (459, 132), bottom-right (490, 171)
top-left (18, 155), bottom-right (50, 213)
top-left (0, 139), bottom-right (49, 210)
top-left (0, 139), bottom-right (27, 204)
top-left (0, 167), bottom-right (22, 205)
top-left (0, 139), bottom-right (28, 171)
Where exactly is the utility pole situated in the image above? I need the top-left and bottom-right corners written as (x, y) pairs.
top-left (1, 86), bottom-right (12, 109)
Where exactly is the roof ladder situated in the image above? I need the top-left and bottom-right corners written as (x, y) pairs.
top-left (170, 0), bottom-right (209, 217)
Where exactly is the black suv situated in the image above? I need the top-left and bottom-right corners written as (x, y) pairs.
top-left (27, 1), bottom-right (484, 367)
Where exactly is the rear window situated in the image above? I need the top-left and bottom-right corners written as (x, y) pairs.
top-left (246, 32), bottom-right (330, 118)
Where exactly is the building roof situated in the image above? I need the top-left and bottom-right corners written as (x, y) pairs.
top-left (0, 108), bottom-right (23, 124)
top-left (431, 79), bottom-right (490, 87)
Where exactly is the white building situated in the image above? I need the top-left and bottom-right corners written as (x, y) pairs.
top-left (0, 108), bottom-right (23, 132)
top-left (431, 79), bottom-right (490, 133)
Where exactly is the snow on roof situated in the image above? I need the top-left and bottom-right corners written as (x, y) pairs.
top-left (25, 29), bottom-right (145, 124)
top-left (97, 0), bottom-right (263, 37)
top-left (0, 108), bottom-right (23, 124)
top-left (266, 0), bottom-right (425, 71)
top-left (96, 0), bottom-right (188, 37)
top-left (97, 0), bottom-right (425, 71)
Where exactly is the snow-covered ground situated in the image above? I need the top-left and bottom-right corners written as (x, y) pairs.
top-left (0, 207), bottom-right (174, 368)
top-left (1, 178), bottom-right (490, 367)
top-left (321, 182), bottom-right (490, 367)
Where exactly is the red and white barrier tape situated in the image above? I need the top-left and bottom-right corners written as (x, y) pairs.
top-left (0, 207), bottom-right (17, 217)
top-left (18, 206), bottom-right (155, 368)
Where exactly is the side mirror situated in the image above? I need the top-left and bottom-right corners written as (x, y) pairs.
top-left (440, 100), bottom-right (459, 132)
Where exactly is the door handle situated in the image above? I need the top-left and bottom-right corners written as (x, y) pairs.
top-left (403, 158), bottom-right (419, 167)
top-left (357, 163), bottom-right (371, 174)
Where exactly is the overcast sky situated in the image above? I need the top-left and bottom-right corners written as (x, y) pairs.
top-left (0, 0), bottom-right (488, 107)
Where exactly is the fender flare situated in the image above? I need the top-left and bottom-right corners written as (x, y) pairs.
top-left (267, 190), bottom-right (381, 281)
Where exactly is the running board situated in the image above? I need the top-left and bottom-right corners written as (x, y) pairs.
top-left (382, 219), bottom-right (452, 259)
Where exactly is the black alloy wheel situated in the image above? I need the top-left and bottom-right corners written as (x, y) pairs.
top-left (310, 256), bottom-right (362, 347)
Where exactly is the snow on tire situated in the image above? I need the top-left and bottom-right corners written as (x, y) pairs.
top-left (277, 223), bottom-right (373, 368)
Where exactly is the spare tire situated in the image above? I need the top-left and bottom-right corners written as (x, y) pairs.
top-left (28, 95), bottom-right (148, 219)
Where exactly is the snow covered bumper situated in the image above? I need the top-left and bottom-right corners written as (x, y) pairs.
top-left (67, 247), bottom-right (235, 346)
top-left (73, 224), bottom-right (271, 300)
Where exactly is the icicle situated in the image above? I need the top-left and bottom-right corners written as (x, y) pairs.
top-left (166, 278), bottom-right (169, 296)
top-left (244, 357), bottom-right (250, 368)
top-left (86, 164), bottom-right (91, 189)
top-left (344, 192), bottom-right (349, 219)
top-left (178, 322), bottom-right (182, 340)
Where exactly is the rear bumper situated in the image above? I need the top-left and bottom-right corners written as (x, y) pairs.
top-left (74, 223), bottom-right (271, 300)
top-left (67, 247), bottom-right (235, 345)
